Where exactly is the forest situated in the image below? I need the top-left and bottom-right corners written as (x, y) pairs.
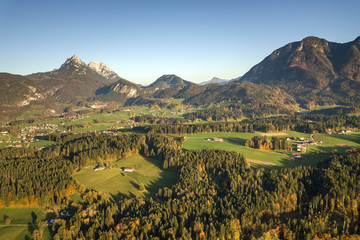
top-left (137, 114), bottom-right (360, 135)
top-left (51, 144), bottom-right (360, 240)
top-left (245, 136), bottom-right (293, 151)
top-left (0, 129), bottom-right (359, 239)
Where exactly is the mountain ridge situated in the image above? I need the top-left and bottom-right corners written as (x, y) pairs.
top-left (240, 36), bottom-right (360, 107)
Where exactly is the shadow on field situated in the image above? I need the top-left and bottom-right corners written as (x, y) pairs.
top-left (327, 133), bottom-right (360, 144)
top-left (110, 155), bottom-right (179, 201)
top-left (317, 145), bottom-right (350, 154)
top-left (227, 137), bottom-right (247, 146)
top-left (142, 157), bottom-right (179, 199)
top-left (111, 191), bottom-right (136, 201)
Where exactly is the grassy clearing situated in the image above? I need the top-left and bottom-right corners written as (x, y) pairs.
top-left (29, 140), bottom-right (56, 148)
top-left (309, 104), bottom-right (344, 110)
top-left (180, 132), bottom-right (291, 167)
top-left (0, 207), bottom-right (45, 225)
top-left (180, 131), bottom-right (360, 168)
top-left (0, 207), bottom-right (46, 240)
top-left (74, 154), bottom-right (178, 199)
top-left (0, 226), bottom-right (30, 240)
top-left (69, 193), bottom-right (83, 204)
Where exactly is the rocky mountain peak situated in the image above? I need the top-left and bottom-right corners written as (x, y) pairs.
top-left (88, 61), bottom-right (122, 83)
top-left (60, 54), bottom-right (86, 69)
top-left (88, 61), bottom-right (107, 71)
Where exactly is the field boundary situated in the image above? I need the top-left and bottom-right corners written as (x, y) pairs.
top-left (246, 158), bottom-right (277, 166)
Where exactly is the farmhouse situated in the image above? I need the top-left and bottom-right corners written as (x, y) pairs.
top-left (213, 137), bottom-right (224, 142)
top-left (122, 167), bottom-right (134, 172)
top-left (94, 166), bottom-right (106, 171)
top-left (297, 144), bottom-right (306, 153)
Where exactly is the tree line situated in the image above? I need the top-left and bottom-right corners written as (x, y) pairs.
top-left (135, 114), bottom-right (360, 134)
top-left (245, 136), bottom-right (293, 151)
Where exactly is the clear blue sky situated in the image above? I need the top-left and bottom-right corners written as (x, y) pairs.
top-left (0, 0), bottom-right (359, 85)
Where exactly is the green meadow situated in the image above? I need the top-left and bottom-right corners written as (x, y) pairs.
top-left (74, 154), bottom-right (179, 199)
top-left (0, 207), bottom-right (47, 240)
top-left (180, 131), bottom-right (360, 168)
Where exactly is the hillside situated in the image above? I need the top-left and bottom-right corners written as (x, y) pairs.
top-left (241, 36), bottom-right (360, 107)
top-left (184, 81), bottom-right (296, 108)
top-left (96, 74), bottom-right (195, 104)
top-left (144, 74), bottom-right (194, 95)
top-left (95, 79), bottom-right (140, 104)
top-left (0, 73), bottom-right (53, 120)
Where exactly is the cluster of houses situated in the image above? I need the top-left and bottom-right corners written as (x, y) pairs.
top-left (94, 166), bottom-right (134, 172)
top-left (21, 123), bottom-right (59, 133)
top-left (16, 124), bottom-right (60, 145)
top-left (327, 130), bottom-right (352, 135)
top-left (100, 130), bottom-right (118, 136)
top-left (169, 110), bottom-right (187, 116)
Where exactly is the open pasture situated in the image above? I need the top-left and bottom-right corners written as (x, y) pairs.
top-left (180, 131), bottom-right (360, 168)
top-left (74, 154), bottom-right (178, 199)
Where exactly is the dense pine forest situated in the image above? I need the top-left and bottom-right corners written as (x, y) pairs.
top-left (0, 125), bottom-right (359, 239)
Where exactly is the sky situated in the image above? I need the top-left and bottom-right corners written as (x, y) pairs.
top-left (0, 0), bottom-right (359, 85)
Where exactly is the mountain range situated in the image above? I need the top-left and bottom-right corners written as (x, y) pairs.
top-left (1, 35), bottom-right (360, 120)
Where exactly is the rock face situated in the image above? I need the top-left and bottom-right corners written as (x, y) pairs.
top-left (61, 54), bottom-right (86, 69)
top-left (240, 36), bottom-right (360, 106)
top-left (0, 73), bottom-right (45, 107)
top-left (88, 61), bottom-right (124, 83)
top-left (95, 80), bottom-right (139, 104)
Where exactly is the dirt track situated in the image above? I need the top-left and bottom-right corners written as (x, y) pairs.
top-left (246, 158), bottom-right (277, 166)
top-left (260, 132), bottom-right (288, 136)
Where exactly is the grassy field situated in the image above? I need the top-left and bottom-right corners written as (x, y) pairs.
top-left (0, 207), bottom-right (46, 240)
top-left (74, 154), bottom-right (179, 199)
top-left (180, 131), bottom-right (360, 168)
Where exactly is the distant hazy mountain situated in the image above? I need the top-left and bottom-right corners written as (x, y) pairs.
top-left (230, 76), bottom-right (242, 82)
top-left (240, 36), bottom-right (360, 107)
top-left (199, 77), bottom-right (229, 85)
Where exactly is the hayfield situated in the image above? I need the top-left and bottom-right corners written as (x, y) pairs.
top-left (74, 154), bottom-right (178, 199)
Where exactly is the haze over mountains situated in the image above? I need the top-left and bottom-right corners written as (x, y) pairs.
top-left (1, 36), bottom-right (360, 120)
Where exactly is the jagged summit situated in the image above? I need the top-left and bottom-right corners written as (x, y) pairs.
top-left (60, 54), bottom-right (86, 69)
top-left (88, 61), bottom-right (122, 83)
top-left (88, 61), bottom-right (107, 71)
